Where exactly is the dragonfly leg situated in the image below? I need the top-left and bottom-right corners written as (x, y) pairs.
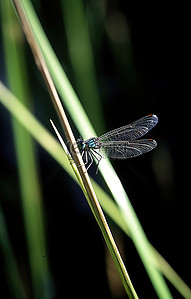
top-left (78, 150), bottom-right (85, 168)
top-left (78, 150), bottom-right (89, 172)
top-left (86, 152), bottom-right (93, 171)
top-left (91, 149), bottom-right (102, 174)
top-left (84, 150), bottom-right (89, 165)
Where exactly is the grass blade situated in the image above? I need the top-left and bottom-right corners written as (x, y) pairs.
top-left (61, 0), bottom-right (105, 134)
top-left (0, 203), bottom-right (27, 299)
top-left (1, 2), bottom-right (51, 298)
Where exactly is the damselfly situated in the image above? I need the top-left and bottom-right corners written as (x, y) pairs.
top-left (77, 114), bottom-right (158, 173)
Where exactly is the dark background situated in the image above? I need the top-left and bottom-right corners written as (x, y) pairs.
top-left (0, 1), bottom-right (190, 298)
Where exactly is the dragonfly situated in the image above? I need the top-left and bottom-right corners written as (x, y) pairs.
top-left (77, 114), bottom-right (158, 173)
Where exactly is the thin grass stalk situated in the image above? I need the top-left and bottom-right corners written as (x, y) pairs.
top-left (11, 0), bottom-right (138, 297)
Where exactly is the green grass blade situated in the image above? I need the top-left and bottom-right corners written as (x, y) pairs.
top-left (0, 203), bottom-right (27, 299)
top-left (1, 2), bottom-right (51, 298)
top-left (61, 0), bottom-right (105, 135)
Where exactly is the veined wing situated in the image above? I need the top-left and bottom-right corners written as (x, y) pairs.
top-left (99, 114), bottom-right (158, 142)
top-left (100, 139), bottom-right (157, 159)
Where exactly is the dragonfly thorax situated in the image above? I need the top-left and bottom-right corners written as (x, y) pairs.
top-left (77, 137), bottom-right (100, 151)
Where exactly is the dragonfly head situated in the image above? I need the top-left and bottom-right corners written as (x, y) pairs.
top-left (77, 137), bottom-right (85, 150)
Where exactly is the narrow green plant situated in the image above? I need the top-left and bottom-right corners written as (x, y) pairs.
top-left (0, 203), bottom-right (26, 299)
top-left (61, 0), bottom-right (105, 134)
top-left (1, 2), bottom-right (51, 298)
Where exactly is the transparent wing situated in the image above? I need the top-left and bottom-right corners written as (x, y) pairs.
top-left (99, 114), bottom-right (158, 142)
top-left (100, 139), bottom-right (157, 159)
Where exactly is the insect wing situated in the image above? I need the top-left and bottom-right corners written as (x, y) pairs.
top-left (100, 139), bottom-right (157, 159)
top-left (99, 114), bottom-right (158, 142)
